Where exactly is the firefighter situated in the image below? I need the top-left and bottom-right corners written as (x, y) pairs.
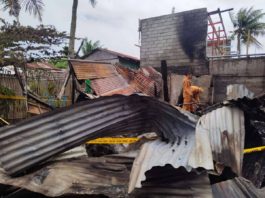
top-left (182, 73), bottom-right (193, 112)
top-left (182, 73), bottom-right (203, 112)
top-left (190, 85), bottom-right (204, 112)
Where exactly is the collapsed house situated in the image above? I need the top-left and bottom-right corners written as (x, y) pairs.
top-left (0, 93), bottom-right (264, 197)
top-left (139, 8), bottom-right (265, 105)
top-left (67, 59), bottom-right (162, 103)
top-left (0, 7), bottom-right (265, 198)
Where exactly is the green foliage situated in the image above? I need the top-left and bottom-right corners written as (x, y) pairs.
top-left (229, 7), bottom-right (265, 52)
top-left (0, 0), bottom-right (44, 21)
top-left (0, 19), bottom-right (68, 66)
top-left (0, 85), bottom-right (15, 118)
top-left (28, 81), bottom-right (38, 93)
top-left (47, 82), bottom-right (56, 95)
top-left (0, 85), bottom-right (15, 96)
top-left (49, 59), bottom-right (68, 69)
top-left (81, 38), bottom-right (102, 56)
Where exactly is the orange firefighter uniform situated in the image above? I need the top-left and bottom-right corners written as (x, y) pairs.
top-left (182, 75), bottom-right (193, 112)
top-left (182, 76), bottom-right (203, 112)
top-left (190, 86), bottom-right (204, 112)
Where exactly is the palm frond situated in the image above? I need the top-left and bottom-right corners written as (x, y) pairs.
top-left (1, 0), bottom-right (21, 17)
top-left (21, 0), bottom-right (44, 21)
top-left (81, 38), bottom-right (101, 55)
top-left (89, 0), bottom-right (96, 8)
top-left (229, 11), bottom-right (238, 27)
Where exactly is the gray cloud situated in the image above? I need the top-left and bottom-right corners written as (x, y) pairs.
top-left (2, 0), bottom-right (265, 57)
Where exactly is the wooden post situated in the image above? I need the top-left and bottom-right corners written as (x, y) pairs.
top-left (71, 73), bottom-right (76, 105)
top-left (161, 60), bottom-right (169, 102)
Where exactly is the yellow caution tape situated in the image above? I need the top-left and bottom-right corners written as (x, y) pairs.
top-left (0, 95), bottom-right (26, 100)
top-left (244, 146), bottom-right (265, 154)
top-left (87, 137), bottom-right (140, 144)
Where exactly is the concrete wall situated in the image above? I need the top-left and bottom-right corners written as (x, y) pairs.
top-left (210, 57), bottom-right (265, 102)
top-left (140, 8), bottom-right (208, 75)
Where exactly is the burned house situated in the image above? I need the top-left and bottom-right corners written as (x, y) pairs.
top-left (139, 8), bottom-right (265, 105)
top-left (0, 6), bottom-right (264, 198)
top-left (68, 59), bottom-right (162, 103)
top-left (82, 48), bottom-right (140, 69)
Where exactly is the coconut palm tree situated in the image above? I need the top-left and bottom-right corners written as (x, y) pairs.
top-left (0, 0), bottom-right (44, 21)
top-left (81, 39), bottom-right (101, 55)
top-left (68, 0), bottom-right (96, 58)
top-left (230, 7), bottom-right (265, 55)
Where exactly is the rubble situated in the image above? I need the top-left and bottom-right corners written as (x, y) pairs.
top-left (0, 92), bottom-right (264, 197)
top-left (0, 6), bottom-right (264, 198)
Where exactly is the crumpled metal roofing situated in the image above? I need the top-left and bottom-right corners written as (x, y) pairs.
top-left (131, 166), bottom-right (213, 198)
top-left (226, 84), bottom-right (254, 100)
top-left (191, 106), bottom-right (245, 175)
top-left (0, 155), bottom-right (133, 197)
top-left (70, 60), bottom-right (118, 80)
top-left (102, 85), bottom-right (136, 96)
top-left (116, 65), bottom-right (162, 97)
top-left (211, 177), bottom-right (263, 198)
top-left (201, 96), bottom-right (265, 187)
top-left (133, 71), bottom-right (158, 96)
top-left (129, 138), bottom-right (199, 193)
top-left (91, 74), bottom-right (129, 95)
top-left (0, 95), bottom-right (195, 176)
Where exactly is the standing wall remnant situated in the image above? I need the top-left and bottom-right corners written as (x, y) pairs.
top-left (139, 8), bottom-right (208, 75)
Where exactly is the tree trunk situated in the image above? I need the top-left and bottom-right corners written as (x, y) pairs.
top-left (246, 30), bottom-right (250, 55)
top-left (69, 0), bottom-right (78, 58)
top-left (237, 33), bottom-right (241, 55)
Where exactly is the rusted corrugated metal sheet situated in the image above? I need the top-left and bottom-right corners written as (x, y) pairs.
top-left (102, 85), bottom-right (136, 96)
top-left (70, 60), bottom-right (118, 80)
top-left (27, 62), bottom-right (58, 70)
top-left (212, 177), bottom-right (263, 198)
top-left (0, 95), bottom-right (195, 176)
top-left (116, 65), bottom-right (135, 81)
top-left (133, 72), bottom-right (157, 96)
top-left (115, 65), bottom-right (162, 97)
top-left (91, 75), bottom-right (129, 96)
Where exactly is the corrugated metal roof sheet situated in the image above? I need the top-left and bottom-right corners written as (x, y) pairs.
top-left (0, 155), bottom-right (133, 197)
top-left (70, 60), bottom-right (118, 80)
top-left (27, 62), bottom-right (59, 70)
top-left (102, 85), bottom-right (136, 96)
top-left (115, 65), bottom-right (162, 97)
top-left (200, 97), bottom-right (265, 188)
top-left (212, 177), bottom-right (263, 198)
top-left (227, 84), bottom-right (254, 100)
top-left (91, 75), bottom-right (129, 96)
top-left (131, 166), bottom-right (213, 197)
top-left (191, 106), bottom-right (245, 175)
top-left (133, 72), bottom-right (157, 96)
top-left (129, 139), bottom-right (198, 193)
top-left (0, 95), bottom-right (195, 176)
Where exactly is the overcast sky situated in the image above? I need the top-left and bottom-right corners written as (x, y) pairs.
top-left (2, 0), bottom-right (265, 57)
